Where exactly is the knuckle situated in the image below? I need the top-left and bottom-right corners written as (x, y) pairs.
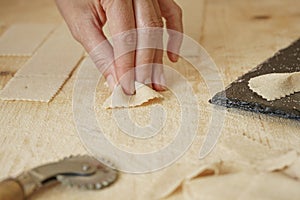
top-left (115, 59), bottom-right (134, 71)
top-left (172, 4), bottom-right (183, 19)
top-left (164, 2), bottom-right (183, 20)
top-left (94, 58), bottom-right (111, 70)
top-left (113, 30), bottom-right (137, 47)
top-left (69, 27), bottom-right (82, 42)
top-left (68, 22), bottom-right (86, 43)
top-left (137, 56), bottom-right (154, 64)
top-left (115, 64), bottom-right (134, 77)
top-left (177, 6), bottom-right (183, 17)
top-left (144, 19), bottom-right (164, 28)
top-left (93, 57), bottom-right (113, 73)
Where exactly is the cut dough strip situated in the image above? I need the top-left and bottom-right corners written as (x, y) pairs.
top-left (0, 24), bottom-right (84, 102)
top-left (0, 76), bottom-right (68, 102)
top-left (248, 72), bottom-right (300, 101)
top-left (103, 82), bottom-right (163, 109)
top-left (146, 162), bottom-right (221, 199)
top-left (183, 172), bottom-right (300, 200)
top-left (0, 24), bottom-right (56, 56)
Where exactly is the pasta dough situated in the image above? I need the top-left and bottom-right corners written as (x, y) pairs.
top-left (0, 24), bottom-right (56, 56)
top-left (147, 162), bottom-right (221, 199)
top-left (183, 172), bottom-right (300, 200)
top-left (0, 24), bottom-right (84, 102)
top-left (103, 82), bottom-right (163, 109)
top-left (248, 72), bottom-right (300, 101)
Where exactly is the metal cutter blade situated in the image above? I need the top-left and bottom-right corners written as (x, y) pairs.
top-left (56, 155), bottom-right (118, 190)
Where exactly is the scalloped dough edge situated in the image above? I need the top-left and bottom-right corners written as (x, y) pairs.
top-left (248, 72), bottom-right (300, 101)
top-left (103, 82), bottom-right (163, 109)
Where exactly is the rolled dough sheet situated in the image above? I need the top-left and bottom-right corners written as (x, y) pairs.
top-left (103, 82), bottom-right (163, 109)
top-left (0, 76), bottom-right (67, 102)
top-left (147, 162), bottom-right (221, 199)
top-left (284, 156), bottom-right (300, 179)
top-left (183, 172), bottom-right (300, 200)
top-left (0, 24), bottom-right (84, 102)
top-left (15, 24), bottom-right (84, 77)
top-left (258, 150), bottom-right (298, 172)
top-left (249, 72), bottom-right (300, 101)
top-left (0, 24), bottom-right (56, 56)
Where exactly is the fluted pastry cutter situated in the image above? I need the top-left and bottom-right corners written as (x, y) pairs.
top-left (0, 155), bottom-right (118, 200)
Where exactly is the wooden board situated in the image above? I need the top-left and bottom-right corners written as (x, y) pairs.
top-left (0, 0), bottom-right (300, 200)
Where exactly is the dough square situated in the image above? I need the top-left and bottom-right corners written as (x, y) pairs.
top-left (0, 24), bottom-right (56, 56)
top-left (0, 76), bottom-right (67, 102)
top-left (15, 24), bottom-right (84, 77)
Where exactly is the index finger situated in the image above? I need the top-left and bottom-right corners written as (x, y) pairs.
top-left (105, 0), bottom-right (137, 95)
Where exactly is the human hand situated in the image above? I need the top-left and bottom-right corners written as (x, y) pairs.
top-left (55, 0), bottom-right (183, 94)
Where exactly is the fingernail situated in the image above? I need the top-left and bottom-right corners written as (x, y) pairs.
top-left (160, 74), bottom-right (167, 90)
top-left (123, 80), bottom-right (135, 95)
top-left (172, 54), bottom-right (179, 62)
top-left (106, 75), bottom-right (116, 91)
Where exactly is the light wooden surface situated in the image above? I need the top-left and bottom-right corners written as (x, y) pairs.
top-left (0, 0), bottom-right (300, 199)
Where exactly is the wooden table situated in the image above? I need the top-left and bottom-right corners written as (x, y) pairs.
top-left (0, 0), bottom-right (300, 199)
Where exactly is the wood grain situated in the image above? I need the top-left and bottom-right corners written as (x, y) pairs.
top-left (201, 0), bottom-right (300, 152)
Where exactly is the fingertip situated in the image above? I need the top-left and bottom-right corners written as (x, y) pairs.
top-left (120, 75), bottom-right (136, 95)
top-left (153, 83), bottom-right (167, 92)
top-left (168, 52), bottom-right (179, 62)
top-left (123, 82), bottom-right (136, 95)
top-left (114, 53), bottom-right (136, 95)
top-left (152, 72), bottom-right (167, 91)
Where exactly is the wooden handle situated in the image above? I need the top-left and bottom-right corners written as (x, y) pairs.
top-left (0, 179), bottom-right (24, 200)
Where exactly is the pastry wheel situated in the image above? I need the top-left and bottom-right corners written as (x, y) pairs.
top-left (0, 155), bottom-right (118, 200)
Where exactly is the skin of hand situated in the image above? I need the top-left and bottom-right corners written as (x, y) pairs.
top-left (55, 0), bottom-right (183, 95)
